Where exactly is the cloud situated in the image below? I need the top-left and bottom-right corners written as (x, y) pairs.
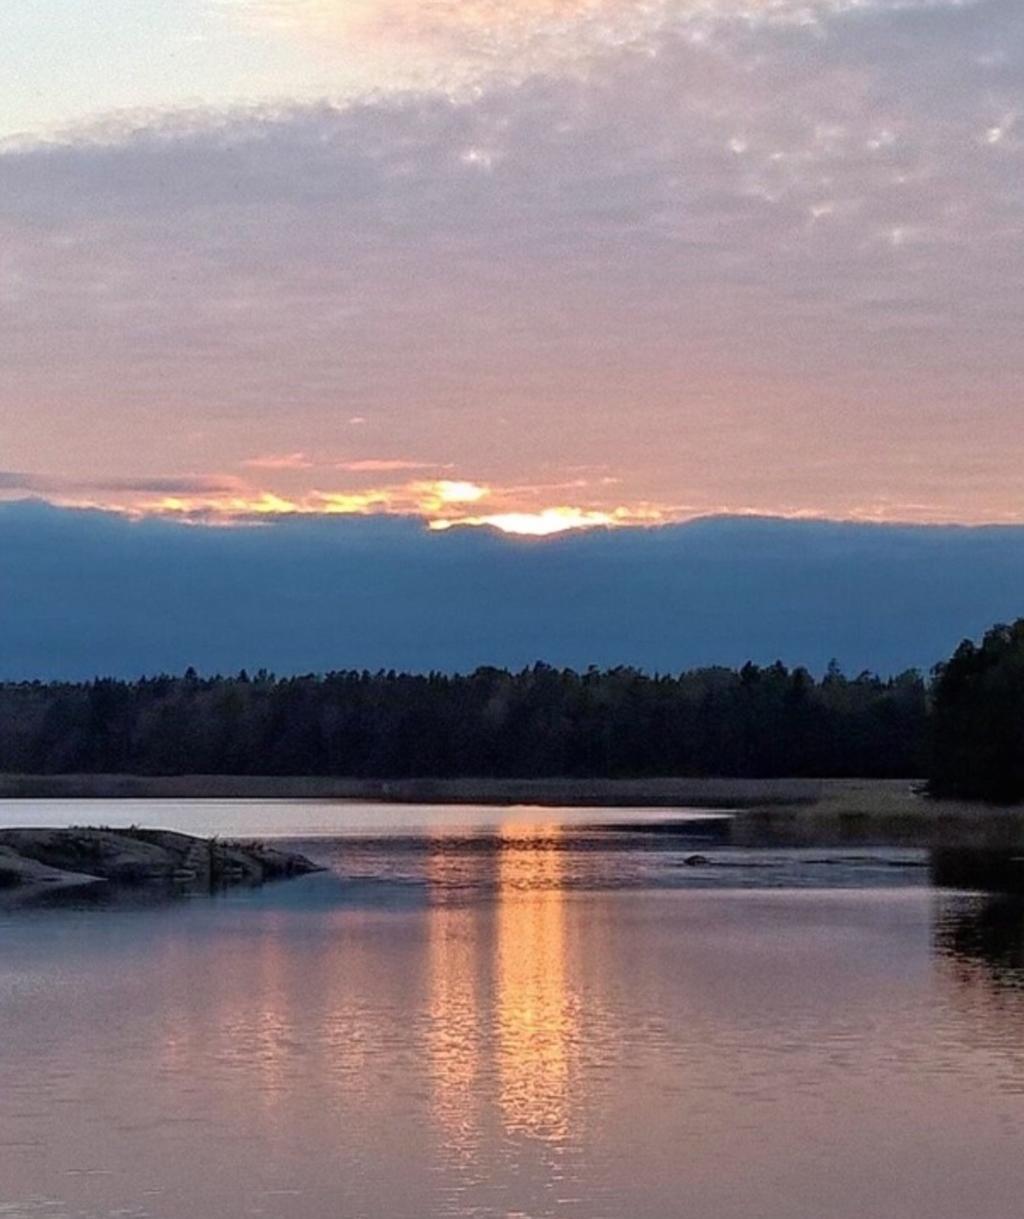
top-left (7, 465), bottom-right (671, 533)
top-left (0, 472), bottom-right (243, 498)
top-left (426, 479), bottom-right (488, 505)
top-left (227, 0), bottom-right (984, 92)
top-left (0, 472), bottom-right (45, 492)
top-left (225, 0), bottom-right (642, 93)
top-left (335, 458), bottom-right (439, 472)
top-left (243, 453), bottom-right (442, 475)
top-left (2, 0), bottom-right (1023, 524)
top-left (243, 452), bottom-right (314, 470)
top-left (5, 500), bottom-right (1024, 679)
top-left (124, 475), bottom-right (654, 533)
top-left (84, 476), bottom-right (244, 494)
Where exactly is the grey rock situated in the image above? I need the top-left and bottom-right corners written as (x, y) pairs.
top-left (0, 827), bottom-right (324, 894)
top-left (0, 844), bottom-right (105, 891)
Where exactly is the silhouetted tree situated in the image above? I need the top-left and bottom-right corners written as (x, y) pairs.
top-left (930, 621), bottom-right (1024, 803)
top-left (0, 661), bottom-right (929, 781)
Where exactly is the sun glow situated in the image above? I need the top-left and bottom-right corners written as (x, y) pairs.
top-left (435, 508), bottom-right (614, 536)
top-left (432, 480), bottom-right (489, 505)
top-left (431, 504), bottom-right (669, 536)
top-left (30, 463), bottom-right (675, 536)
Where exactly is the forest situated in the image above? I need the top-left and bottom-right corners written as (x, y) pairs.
top-left (0, 660), bottom-right (928, 781)
top-left (1, 621), bottom-right (1021, 800)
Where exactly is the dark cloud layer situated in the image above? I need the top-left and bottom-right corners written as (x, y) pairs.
top-left (2, 501), bottom-right (1022, 680)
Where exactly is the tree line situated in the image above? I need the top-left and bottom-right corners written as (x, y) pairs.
top-left (1, 619), bottom-right (1020, 800)
top-left (0, 661), bottom-right (928, 781)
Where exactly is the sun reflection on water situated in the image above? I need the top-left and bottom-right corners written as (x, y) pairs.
top-left (19, 830), bottom-right (1024, 1219)
top-left (423, 822), bottom-right (581, 1148)
top-left (494, 823), bottom-right (578, 1141)
top-left (425, 841), bottom-right (489, 1159)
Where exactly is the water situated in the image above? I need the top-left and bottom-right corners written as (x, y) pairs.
top-left (3, 801), bottom-right (1024, 1219)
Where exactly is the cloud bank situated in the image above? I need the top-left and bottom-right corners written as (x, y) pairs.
top-left (3, 502), bottom-right (1023, 680)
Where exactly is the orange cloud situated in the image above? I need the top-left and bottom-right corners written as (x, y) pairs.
top-left (151, 491), bottom-right (300, 517)
top-left (310, 479), bottom-right (489, 516)
top-left (65, 471), bottom-right (677, 536)
top-left (29, 463), bottom-right (991, 536)
top-left (427, 480), bottom-right (489, 505)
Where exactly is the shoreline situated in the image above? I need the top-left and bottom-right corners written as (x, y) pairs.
top-left (0, 772), bottom-right (838, 807)
top-left (4, 774), bottom-right (1024, 850)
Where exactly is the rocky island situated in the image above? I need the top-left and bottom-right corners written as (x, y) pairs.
top-left (0, 827), bottom-right (324, 895)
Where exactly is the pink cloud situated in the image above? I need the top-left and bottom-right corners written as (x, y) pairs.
top-left (243, 453), bottom-right (314, 470)
top-left (336, 458), bottom-right (440, 473)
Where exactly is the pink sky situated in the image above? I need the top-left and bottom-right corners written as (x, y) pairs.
top-left (2, 0), bottom-right (1022, 533)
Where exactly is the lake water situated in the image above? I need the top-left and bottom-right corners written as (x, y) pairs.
top-left (3, 800), bottom-right (1024, 1219)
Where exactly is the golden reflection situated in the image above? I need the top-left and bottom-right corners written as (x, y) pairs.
top-left (494, 822), bottom-right (577, 1140)
top-left (425, 823), bottom-right (579, 1145)
top-left (425, 839), bottom-right (488, 1157)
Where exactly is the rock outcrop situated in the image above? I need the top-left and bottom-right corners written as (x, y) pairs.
top-left (0, 827), bottom-right (323, 893)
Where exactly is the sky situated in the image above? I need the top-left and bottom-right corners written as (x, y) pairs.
top-left (2, 0), bottom-right (1023, 534)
